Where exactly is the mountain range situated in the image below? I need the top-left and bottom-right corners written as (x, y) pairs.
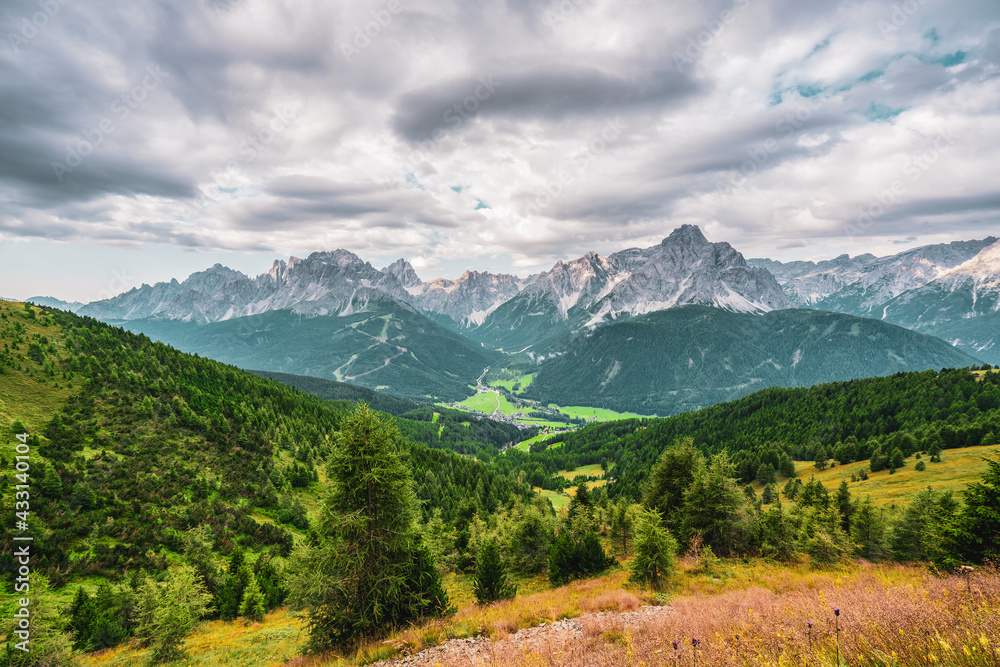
top-left (751, 236), bottom-right (1000, 364)
top-left (29, 226), bottom-right (998, 412)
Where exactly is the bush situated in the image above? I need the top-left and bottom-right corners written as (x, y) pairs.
top-left (548, 530), bottom-right (613, 586)
top-left (915, 460), bottom-right (926, 471)
top-left (136, 566), bottom-right (213, 664)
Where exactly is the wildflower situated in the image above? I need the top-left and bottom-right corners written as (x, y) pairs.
top-left (672, 641), bottom-right (678, 651)
top-left (807, 621), bottom-right (813, 629)
top-left (834, 607), bottom-right (840, 616)
top-left (691, 638), bottom-right (700, 647)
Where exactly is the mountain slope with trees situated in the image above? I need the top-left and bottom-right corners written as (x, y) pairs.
top-left (516, 365), bottom-right (1000, 502)
top-left (0, 301), bottom-right (530, 588)
top-left (524, 305), bottom-right (980, 415)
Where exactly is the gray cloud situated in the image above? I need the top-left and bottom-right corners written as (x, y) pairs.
top-left (0, 0), bottom-right (999, 286)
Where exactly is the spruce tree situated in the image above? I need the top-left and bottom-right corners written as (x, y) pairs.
top-left (851, 499), bottom-right (888, 560)
top-left (68, 586), bottom-right (96, 650)
top-left (643, 438), bottom-right (704, 531)
top-left (287, 403), bottom-right (451, 652)
top-left (473, 538), bottom-right (516, 604)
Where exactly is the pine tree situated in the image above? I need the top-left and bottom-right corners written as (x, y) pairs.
top-left (217, 547), bottom-right (247, 620)
top-left (237, 564), bottom-right (266, 622)
top-left (834, 481), bottom-right (854, 533)
top-left (68, 586), bottom-right (96, 650)
top-left (643, 438), bottom-right (704, 531)
top-left (473, 538), bottom-right (516, 604)
top-left (138, 566), bottom-right (213, 664)
top-left (851, 499), bottom-right (888, 560)
top-left (937, 456), bottom-right (1000, 565)
top-left (629, 509), bottom-right (678, 590)
top-left (679, 453), bottom-right (746, 556)
top-left (286, 403), bottom-right (451, 652)
top-left (39, 463), bottom-right (63, 500)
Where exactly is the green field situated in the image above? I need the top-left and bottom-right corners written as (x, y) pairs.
top-left (455, 391), bottom-right (523, 415)
top-left (554, 405), bottom-right (648, 421)
top-left (534, 487), bottom-right (569, 510)
top-left (492, 373), bottom-right (534, 394)
top-left (514, 431), bottom-right (560, 452)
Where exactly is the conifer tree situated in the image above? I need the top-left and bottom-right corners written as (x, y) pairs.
top-left (68, 585), bottom-right (96, 650)
top-left (629, 509), bottom-right (678, 589)
top-left (609, 498), bottom-right (635, 556)
top-left (643, 438), bottom-right (704, 531)
top-left (237, 564), bottom-right (266, 622)
top-left (851, 499), bottom-right (889, 560)
top-left (287, 403), bottom-right (451, 652)
top-left (473, 538), bottom-right (516, 604)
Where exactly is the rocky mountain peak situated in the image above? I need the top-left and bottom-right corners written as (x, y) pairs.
top-left (382, 258), bottom-right (422, 288)
top-left (663, 224), bottom-right (709, 247)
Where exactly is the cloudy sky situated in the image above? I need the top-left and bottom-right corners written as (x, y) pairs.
top-left (2, 0), bottom-right (999, 302)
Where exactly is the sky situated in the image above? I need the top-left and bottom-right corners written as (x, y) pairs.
top-left (1, 0), bottom-right (999, 302)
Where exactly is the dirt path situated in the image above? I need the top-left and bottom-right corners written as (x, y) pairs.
top-left (368, 605), bottom-right (675, 667)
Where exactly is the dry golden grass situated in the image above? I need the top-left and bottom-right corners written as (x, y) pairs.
top-left (381, 560), bottom-right (1000, 667)
top-left (74, 608), bottom-right (307, 666)
top-left (67, 560), bottom-right (1000, 667)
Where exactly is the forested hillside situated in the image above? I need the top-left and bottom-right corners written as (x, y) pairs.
top-left (517, 366), bottom-right (1000, 500)
top-left (252, 370), bottom-right (535, 458)
top-left (114, 305), bottom-right (499, 403)
top-left (524, 306), bottom-right (980, 415)
top-left (0, 301), bottom-right (530, 587)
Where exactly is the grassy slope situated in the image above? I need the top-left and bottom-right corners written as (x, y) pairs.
top-left (73, 559), bottom-right (1000, 667)
top-left (786, 444), bottom-right (1000, 506)
top-left (0, 303), bottom-right (75, 433)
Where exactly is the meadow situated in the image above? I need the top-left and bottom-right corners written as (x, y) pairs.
top-left (787, 444), bottom-right (1000, 507)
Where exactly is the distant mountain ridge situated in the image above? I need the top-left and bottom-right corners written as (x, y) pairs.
top-left (755, 237), bottom-right (1000, 364)
top-left (753, 237), bottom-right (997, 313)
top-left (45, 226), bottom-right (998, 411)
